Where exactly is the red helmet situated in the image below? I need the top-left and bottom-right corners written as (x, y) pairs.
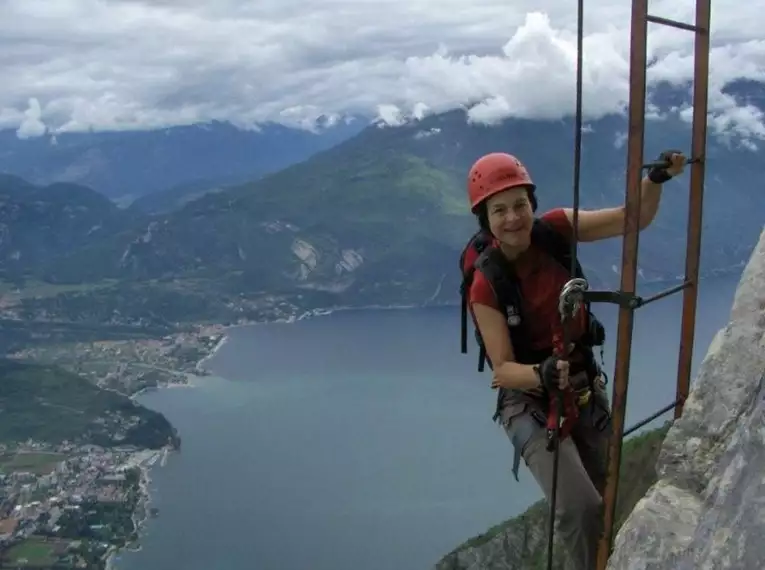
top-left (467, 153), bottom-right (535, 212)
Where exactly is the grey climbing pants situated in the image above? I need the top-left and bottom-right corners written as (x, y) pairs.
top-left (503, 379), bottom-right (612, 570)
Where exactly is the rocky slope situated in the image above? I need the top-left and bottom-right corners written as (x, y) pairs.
top-left (435, 224), bottom-right (765, 570)
top-left (605, 224), bottom-right (765, 570)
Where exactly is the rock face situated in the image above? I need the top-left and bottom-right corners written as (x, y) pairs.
top-left (435, 509), bottom-right (577, 570)
top-left (607, 225), bottom-right (765, 570)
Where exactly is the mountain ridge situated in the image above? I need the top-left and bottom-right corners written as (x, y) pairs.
top-left (0, 118), bottom-right (366, 201)
top-left (1, 81), bottom-right (763, 326)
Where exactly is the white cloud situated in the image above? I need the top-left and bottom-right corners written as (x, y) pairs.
top-left (0, 0), bottom-right (763, 144)
top-left (375, 104), bottom-right (406, 128)
top-left (16, 98), bottom-right (46, 139)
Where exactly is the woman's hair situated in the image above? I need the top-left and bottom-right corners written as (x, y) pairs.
top-left (475, 202), bottom-right (491, 233)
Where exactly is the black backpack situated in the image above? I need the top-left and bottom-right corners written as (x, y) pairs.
top-left (459, 218), bottom-right (605, 373)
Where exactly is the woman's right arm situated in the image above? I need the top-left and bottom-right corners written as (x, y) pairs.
top-left (471, 302), bottom-right (542, 391)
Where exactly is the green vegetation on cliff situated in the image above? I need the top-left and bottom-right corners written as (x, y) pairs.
top-left (0, 358), bottom-right (177, 448)
top-left (437, 424), bottom-right (670, 570)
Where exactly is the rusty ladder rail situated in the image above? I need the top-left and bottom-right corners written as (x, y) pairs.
top-left (594, 0), bottom-right (712, 568)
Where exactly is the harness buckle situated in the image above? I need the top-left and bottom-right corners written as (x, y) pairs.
top-left (576, 388), bottom-right (592, 407)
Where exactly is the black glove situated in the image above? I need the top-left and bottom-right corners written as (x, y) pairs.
top-left (647, 149), bottom-right (681, 184)
top-left (570, 347), bottom-right (599, 381)
top-left (536, 356), bottom-right (564, 393)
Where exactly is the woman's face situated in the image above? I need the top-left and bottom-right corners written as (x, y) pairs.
top-left (485, 187), bottom-right (534, 250)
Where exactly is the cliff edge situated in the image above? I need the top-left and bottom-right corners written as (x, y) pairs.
top-left (606, 226), bottom-right (765, 569)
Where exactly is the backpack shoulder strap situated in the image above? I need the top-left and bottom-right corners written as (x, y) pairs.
top-left (474, 247), bottom-right (520, 313)
top-left (472, 246), bottom-right (533, 369)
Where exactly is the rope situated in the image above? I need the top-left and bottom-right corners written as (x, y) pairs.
top-left (546, 1), bottom-right (585, 569)
top-left (571, 0), bottom-right (584, 271)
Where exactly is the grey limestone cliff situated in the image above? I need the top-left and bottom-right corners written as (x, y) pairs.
top-left (606, 226), bottom-right (765, 569)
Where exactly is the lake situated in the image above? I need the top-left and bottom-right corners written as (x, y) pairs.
top-left (115, 273), bottom-right (741, 570)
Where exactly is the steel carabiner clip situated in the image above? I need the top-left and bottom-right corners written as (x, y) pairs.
top-left (558, 277), bottom-right (589, 321)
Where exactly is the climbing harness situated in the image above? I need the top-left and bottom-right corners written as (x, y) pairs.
top-left (546, 279), bottom-right (590, 449)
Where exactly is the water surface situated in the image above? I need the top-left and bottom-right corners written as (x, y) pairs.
top-left (117, 273), bottom-right (740, 570)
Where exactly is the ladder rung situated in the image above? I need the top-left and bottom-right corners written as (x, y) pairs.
top-left (646, 14), bottom-right (706, 33)
top-left (623, 399), bottom-right (682, 437)
top-left (638, 280), bottom-right (693, 307)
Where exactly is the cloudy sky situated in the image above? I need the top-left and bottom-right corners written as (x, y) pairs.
top-left (1, 0), bottom-right (763, 143)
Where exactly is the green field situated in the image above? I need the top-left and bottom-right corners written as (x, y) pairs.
top-left (1, 538), bottom-right (61, 567)
top-left (0, 452), bottom-right (65, 475)
top-left (0, 279), bottom-right (118, 299)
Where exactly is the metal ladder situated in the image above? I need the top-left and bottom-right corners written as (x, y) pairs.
top-left (595, 0), bottom-right (712, 567)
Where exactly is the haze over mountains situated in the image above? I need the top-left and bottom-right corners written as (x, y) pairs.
top-left (0, 118), bottom-right (365, 203)
top-left (1, 79), bottom-right (763, 329)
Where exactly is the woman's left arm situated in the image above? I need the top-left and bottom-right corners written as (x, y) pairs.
top-left (563, 152), bottom-right (687, 243)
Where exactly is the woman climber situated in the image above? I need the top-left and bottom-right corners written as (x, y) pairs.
top-left (465, 150), bottom-right (687, 570)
